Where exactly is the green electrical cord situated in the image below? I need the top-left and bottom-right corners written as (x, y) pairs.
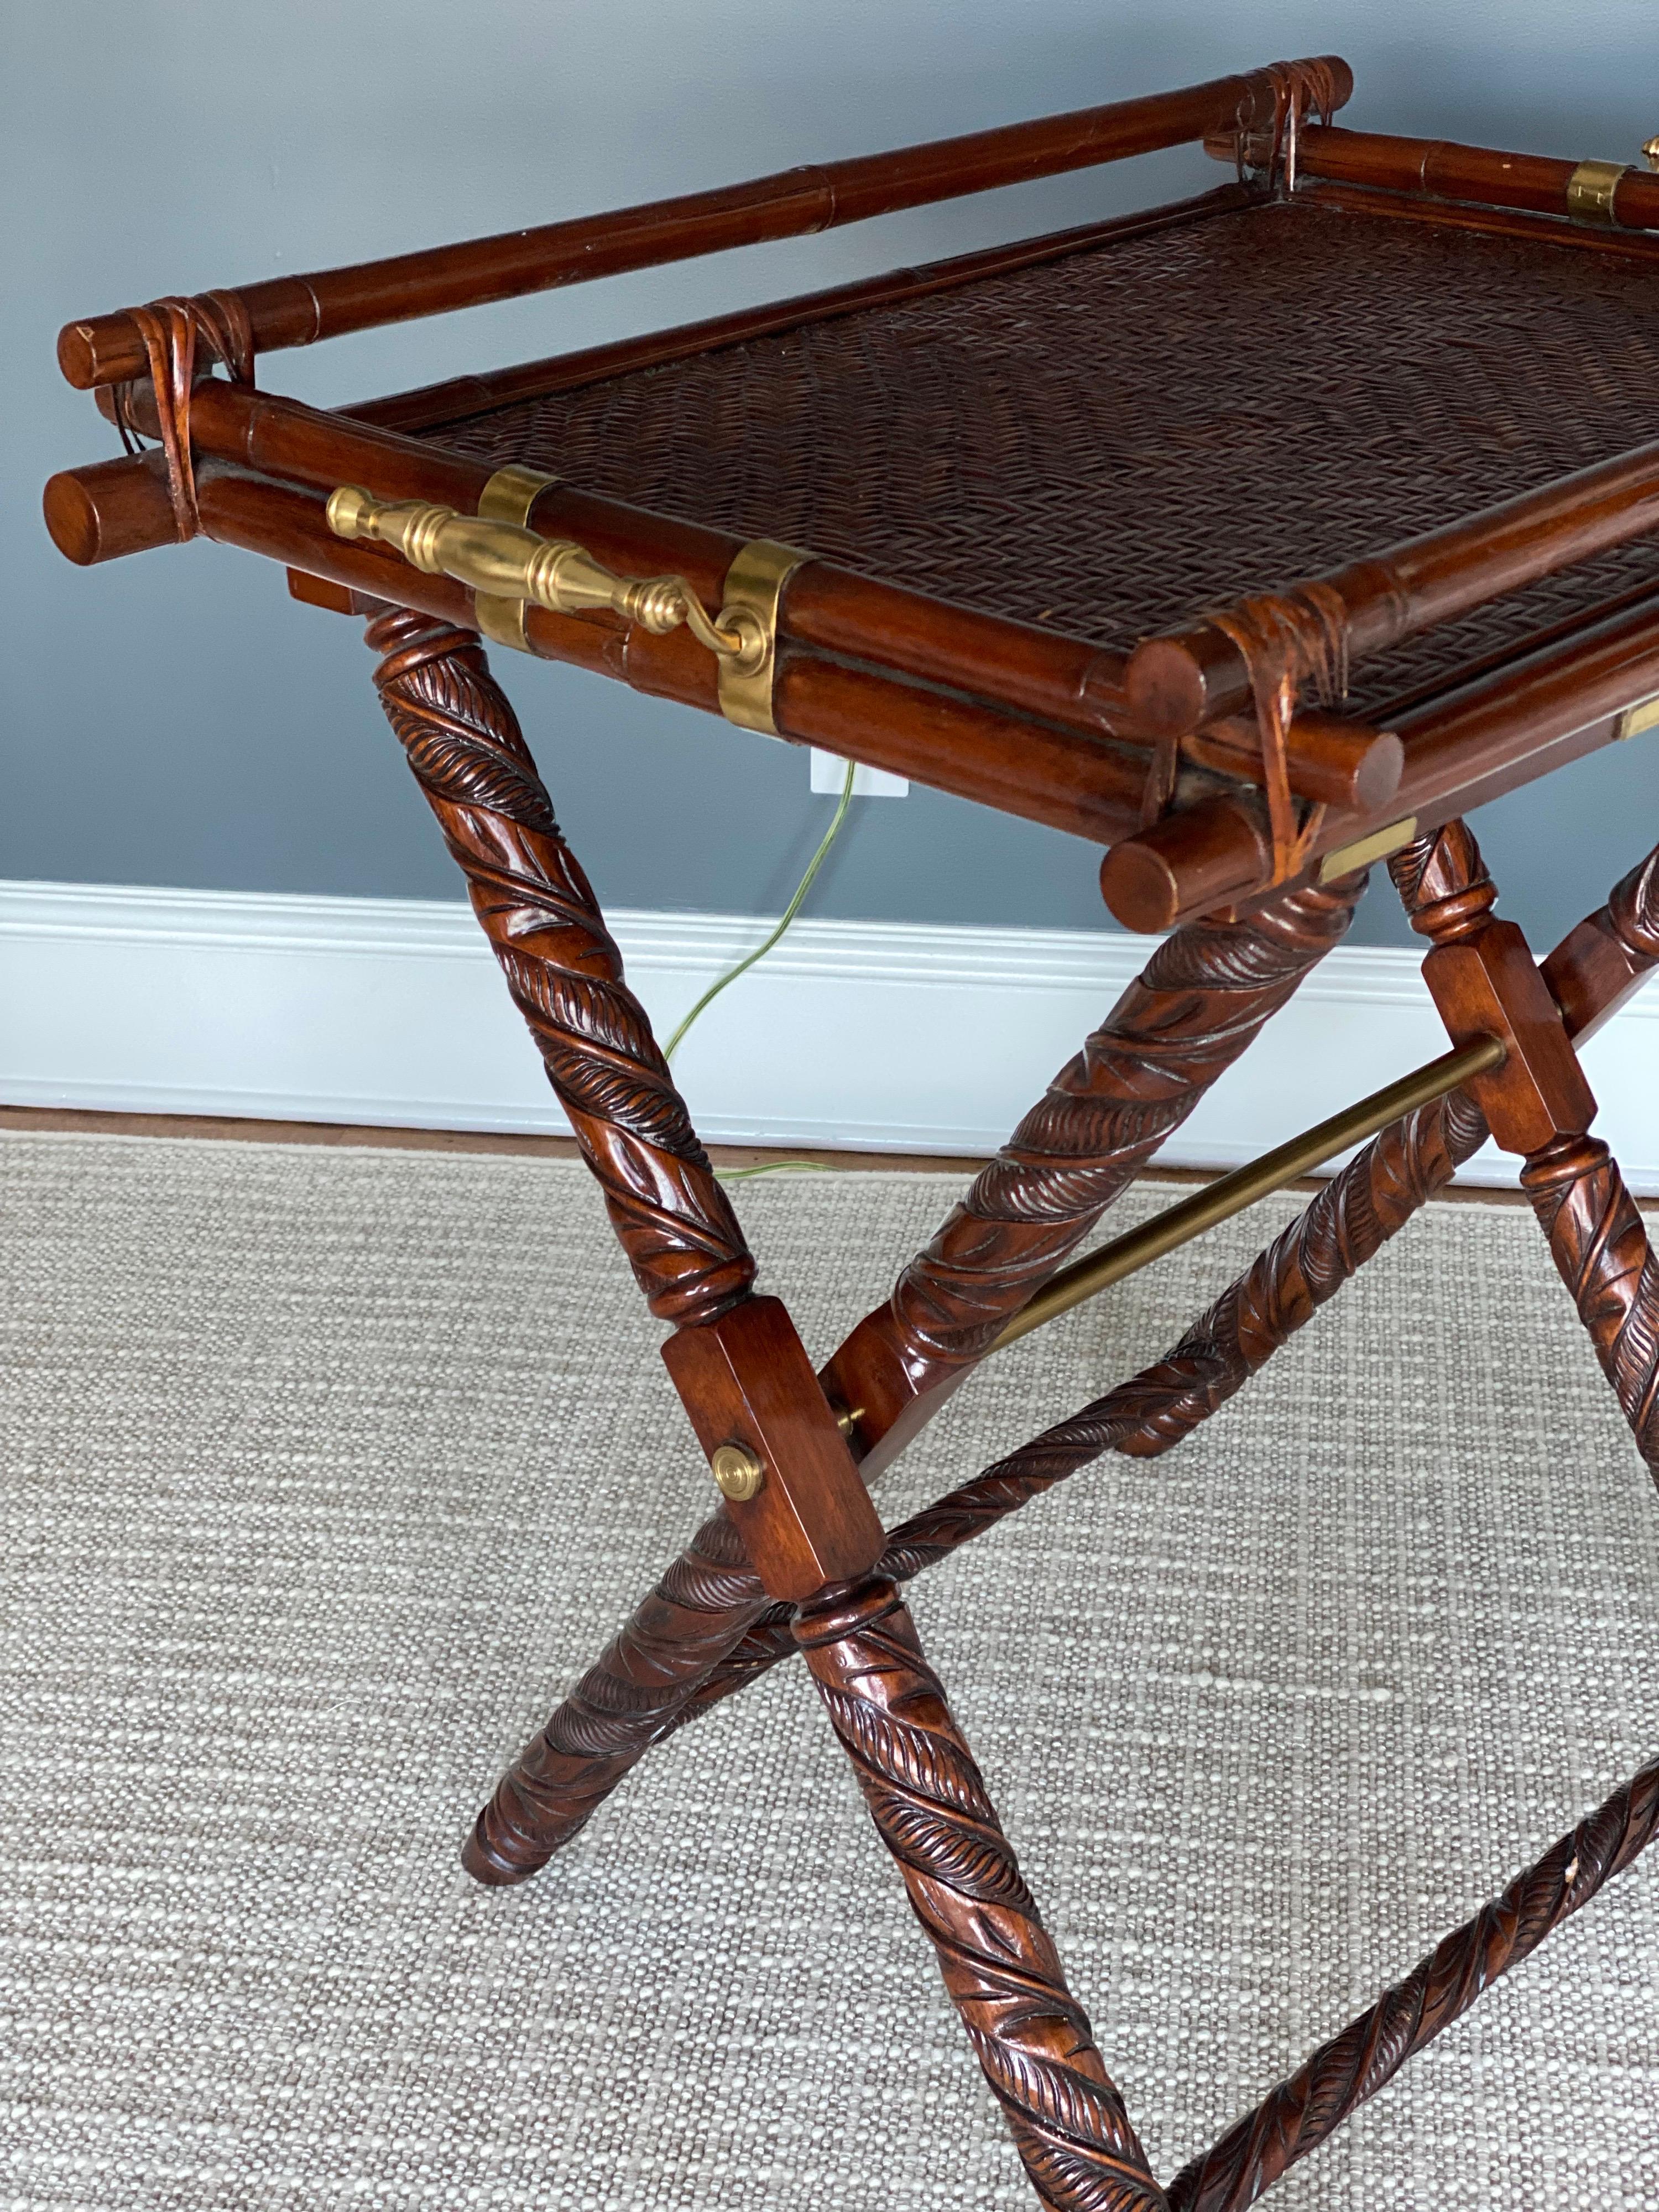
top-left (662, 755), bottom-right (858, 1184)
top-left (664, 756), bottom-right (857, 1061)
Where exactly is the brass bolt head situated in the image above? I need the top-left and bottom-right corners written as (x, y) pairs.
top-left (1645, 135), bottom-right (1659, 173)
top-left (710, 1442), bottom-right (765, 1502)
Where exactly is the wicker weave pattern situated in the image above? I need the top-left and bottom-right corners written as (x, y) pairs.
top-left (421, 202), bottom-right (1659, 716)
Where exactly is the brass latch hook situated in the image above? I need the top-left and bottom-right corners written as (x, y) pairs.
top-left (326, 484), bottom-right (760, 664)
top-left (326, 478), bottom-right (805, 735)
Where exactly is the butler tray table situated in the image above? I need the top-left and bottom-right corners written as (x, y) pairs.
top-left (45, 54), bottom-right (1659, 2208)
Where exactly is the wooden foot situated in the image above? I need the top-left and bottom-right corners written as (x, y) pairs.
top-left (795, 1576), bottom-right (1167, 2212)
top-left (462, 1505), bottom-right (766, 1883)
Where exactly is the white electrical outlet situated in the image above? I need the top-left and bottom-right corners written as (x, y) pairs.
top-left (810, 749), bottom-right (909, 796)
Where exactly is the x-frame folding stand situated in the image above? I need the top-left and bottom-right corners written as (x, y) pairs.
top-left (369, 607), bottom-right (1659, 2211)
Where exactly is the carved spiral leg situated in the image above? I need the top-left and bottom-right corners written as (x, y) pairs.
top-left (367, 608), bottom-right (753, 1327)
top-left (639, 820), bottom-right (1641, 1730)
top-left (1522, 1135), bottom-right (1659, 1481)
top-left (467, 878), bottom-right (1367, 1881)
top-left (359, 610), bottom-right (770, 1882)
top-left (795, 1578), bottom-right (1166, 2212)
top-left (886, 873), bottom-right (1369, 1371)
top-left (1164, 1754), bottom-right (1659, 2211)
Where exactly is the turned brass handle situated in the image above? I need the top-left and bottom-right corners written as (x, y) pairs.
top-left (1645, 135), bottom-right (1659, 174)
top-left (326, 483), bottom-right (765, 670)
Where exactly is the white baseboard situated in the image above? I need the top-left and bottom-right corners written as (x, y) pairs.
top-left (2, 879), bottom-right (1656, 1190)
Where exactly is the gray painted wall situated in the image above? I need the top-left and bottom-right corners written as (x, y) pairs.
top-left (8, 0), bottom-right (1659, 950)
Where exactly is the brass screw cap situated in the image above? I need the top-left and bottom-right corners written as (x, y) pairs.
top-left (710, 1442), bottom-right (765, 1502)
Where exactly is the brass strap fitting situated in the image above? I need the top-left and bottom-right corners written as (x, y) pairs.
top-left (1616, 692), bottom-right (1659, 741)
top-left (1317, 814), bottom-right (1418, 883)
top-left (326, 472), bottom-right (808, 735)
top-left (472, 463), bottom-right (559, 651)
top-left (1566, 158), bottom-right (1629, 226)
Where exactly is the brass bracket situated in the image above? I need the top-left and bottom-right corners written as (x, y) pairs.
top-left (1566, 158), bottom-right (1628, 225)
top-left (474, 465), bottom-right (559, 651)
top-left (1317, 814), bottom-right (1418, 883)
top-left (326, 480), bottom-right (806, 735)
top-left (715, 540), bottom-right (810, 736)
top-left (1616, 692), bottom-right (1659, 740)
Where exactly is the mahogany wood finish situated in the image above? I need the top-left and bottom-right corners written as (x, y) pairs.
top-left (189, 460), bottom-right (1151, 851)
top-left (1163, 1755), bottom-right (1659, 2211)
top-left (60, 365), bottom-right (1659, 930)
top-left (498, 822), bottom-right (1659, 1826)
top-left (41, 452), bottom-right (184, 566)
top-left (59, 62), bottom-right (1349, 390)
top-left (658, 1295), bottom-right (884, 1601)
top-left (1104, 588), bottom-right (1659, 930)
top-left (1524, 1138), bottom-right (1659, 1479)
top-left (67, 378), bottom-right (1392, 824)
top-left (462, 1503), bottom-right (773, 1882)
top-left (47, 51), bottom-right (1659, 2206)
top-left (1545, 841), bottom-right (1659, 1042)
top-left (366, 608), bottom-right (753, 1326)
top-left (795, 1577), bottom-right (1166, 2212)
top-left (1233, 121), bottom-right (1659, 233)
top-left (1123, 440), bottom-right (1659, 738)
top-left (644, 825), bottom-right (1509, 1719)
top-left (463, 878), bottom-right (1363, 1880)
top-left (825, 875), bottom-right (1365, 1475)
top-left (369, 605), bottom-right (1172, 2199)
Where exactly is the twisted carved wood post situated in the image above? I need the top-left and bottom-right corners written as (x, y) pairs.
top-left (672, 807), bottom-right (1496, 1702)
top-left (368, 607), bottom-right (1165, 2201)
top-left (1163, 1752), bottom-right (1659, 2211)
top-left (468, 874), bottom-right (1369, 1881)
top-left (795, 1577), bottom-right (1166, 2212)
top-left (1389, 821), bottom-right (1659, 1485)
top-left (367, 607), bottom-right (754, 1325)
top-left (1523, 1138), bottom-right (1659, 1480)
top-left (1524, 845), bottom-right (1659, 1482)
top-left (872, 874), bottom-right (1368, 1374)
top-left (362, 609), bottom-right (774, 1880)
top-left (372, 623), bottom-right (1655, 2201)
top-left (570, 827), bottom-right (1659, 1744)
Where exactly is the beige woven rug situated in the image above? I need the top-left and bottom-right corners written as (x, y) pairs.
top-left (2, 1130), bottom-right (1656, 2210)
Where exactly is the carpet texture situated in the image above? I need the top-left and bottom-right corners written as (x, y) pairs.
top-left (2, 1130), bottom-right (1656, 2210)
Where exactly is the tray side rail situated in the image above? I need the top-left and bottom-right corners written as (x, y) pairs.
top-left (1210, 119), bottom-right (1659, 234)
top-left (57, 59), bottom-right (1350, 392)
top-left (43, 377), bottom-right (1659, 914)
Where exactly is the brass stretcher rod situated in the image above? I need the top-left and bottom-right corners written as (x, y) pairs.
top-left (992, 1032), bottom-right (1506, 1349)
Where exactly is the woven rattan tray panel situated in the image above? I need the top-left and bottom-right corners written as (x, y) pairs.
top-left (419, 201), bottom-right (1659, 717)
